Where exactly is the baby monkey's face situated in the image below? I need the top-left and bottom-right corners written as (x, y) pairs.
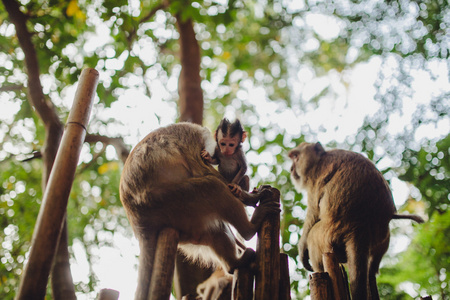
top-left (217, 131), bottom-right (240, 157)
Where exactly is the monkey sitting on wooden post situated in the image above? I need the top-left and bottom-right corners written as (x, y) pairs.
top-left (201, 118), bottom-right (257, 206)
top-left (120, 122), bottom-right (280, 300)
top-left (288, 142), bottom-right (424, 300)
top-left (198, 118), bottom-right (253, 299)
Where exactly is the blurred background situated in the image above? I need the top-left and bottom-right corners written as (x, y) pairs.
top-left (0, 0), bottom-right (448, 299)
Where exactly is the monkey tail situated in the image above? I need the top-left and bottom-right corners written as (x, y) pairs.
top-left (392, 214), bottom-right (425, 224)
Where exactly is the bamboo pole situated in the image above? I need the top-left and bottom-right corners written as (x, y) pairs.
top-left (309, 272), bottom-right (330, 300)
top-left (233, 264), bottom-right (254, 300)
top-left (279, 253), bottom-right (291, 300)
top-left (254, 186), bottom-right (281, 300)
top-left (323, 252), bottom-right (348, 300)
top-left (15, 68), bottom-right (99, 300)
top-left (149, 227), bottom-right (180, 300)
top-left (98, 288), bottom-right (120, 300)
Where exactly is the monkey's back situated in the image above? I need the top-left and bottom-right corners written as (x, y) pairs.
top-left (119, 123), bottom-right (218, 232)
top-left (316, 150), bottom-right (396, 233)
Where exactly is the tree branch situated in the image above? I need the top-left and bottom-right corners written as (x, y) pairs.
top-left (0, 84), bottom-right (24, 91)
top-left (20, 134), bottom-right (130, 165)
top-left (85, 134), bottom-right (130, 164)
top-left (127, 1), bottom-right (169, 43)
top-left (2, 0), bottom-right (63, 182)
top-left (2, 0), bottom-right (61, 128)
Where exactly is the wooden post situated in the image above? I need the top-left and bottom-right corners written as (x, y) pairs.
top-left (279, 253), bottom-right (291, 300)
top-left (233, 265), bottom-right (254, 300)
top-left (254, 186), bottom-right (281, 300)
top-left (309, 272), bottom-right (331, 300)
top-left (98, 288), bottom-right (120, 300)
top-left (323, 252), bottom-right (348, 300)
top-left (15, 68), bottom-right (99, 300)
top-left (149, 227), bottom-right (180, 300)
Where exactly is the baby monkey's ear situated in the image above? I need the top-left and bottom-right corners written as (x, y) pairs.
top-left (241, 131), bottom-right (247, 143)
top-left (288, 148), bottom-right (300, 160)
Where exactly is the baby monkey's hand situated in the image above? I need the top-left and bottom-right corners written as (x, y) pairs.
top-left (201, 149), bottom-right (212, 162)
top-left (228, 183), bottom-right (242, 197)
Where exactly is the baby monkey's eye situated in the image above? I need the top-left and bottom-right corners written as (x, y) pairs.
top-left (229, 143), bottom-right (235, 147)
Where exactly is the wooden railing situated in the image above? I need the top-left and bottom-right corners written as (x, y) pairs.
top-left (309, 252), bottom-right (433, 300)
top-left (144, 186), bottom-right (290, 300)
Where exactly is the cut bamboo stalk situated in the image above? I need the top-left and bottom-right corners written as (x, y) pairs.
top-left (323, 252), bottom-right (348, 300)
top-left (254, 186), bottom-right (281, 300)
top-left (98, 288), bottom-right (120, 300)
top-left (233, 264), bottom-right (254, 300)
top-left (309, 272), bottom-right (330, 300)
top-left (279, 253), bottom-right (291, 300)
top-left (15, 68), bottom-right (99, 300)
top-left (149, 227), bottom-right (180, 300)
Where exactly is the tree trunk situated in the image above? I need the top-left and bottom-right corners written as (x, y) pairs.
top-left (51, 220), bottom-right (77, 300)
top-left (176, 14), bottom-right (203, 125)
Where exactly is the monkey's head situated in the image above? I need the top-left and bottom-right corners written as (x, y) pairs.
top-left (288, 142), bottom-right (325, 192)
top-left (215, 118), bottom-right (247, 157)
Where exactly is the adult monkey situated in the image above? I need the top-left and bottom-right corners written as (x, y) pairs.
top-left (288, 142), bottom-right (424, 300)
top-left (120, 122), bottom-right (279, 300)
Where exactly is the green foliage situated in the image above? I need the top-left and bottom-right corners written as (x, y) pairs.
top-left (399, 135), bottom-right (450, 216)
top-left (379, 210), bottom-right (450, 298)
top-left (0, 159), bottom-right (42, 299)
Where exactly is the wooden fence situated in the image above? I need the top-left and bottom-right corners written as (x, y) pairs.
top-left (233, 187), bottom-right (290, 300)
top-left (309, 252), bottom-right (433, 300)
top-left (143, 186), bottom-right (290, 300)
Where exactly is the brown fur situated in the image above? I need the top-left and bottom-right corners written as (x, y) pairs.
top-left (120, 123), bottom-right (279, 300)
top-left (288, 142), bottom-right (424, 300)
top-left (202, 118), bottom-right (252, 204)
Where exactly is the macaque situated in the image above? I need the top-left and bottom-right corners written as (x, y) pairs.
top-left (120, 122), bottom-right (279, 300)
top-left (288, 142), bottom-right (424, 300)
top-left (201, 118), bottom-right (250, 199)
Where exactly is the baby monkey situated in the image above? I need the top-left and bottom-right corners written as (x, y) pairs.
top-left (201, 118), bottom-right (250, 199)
